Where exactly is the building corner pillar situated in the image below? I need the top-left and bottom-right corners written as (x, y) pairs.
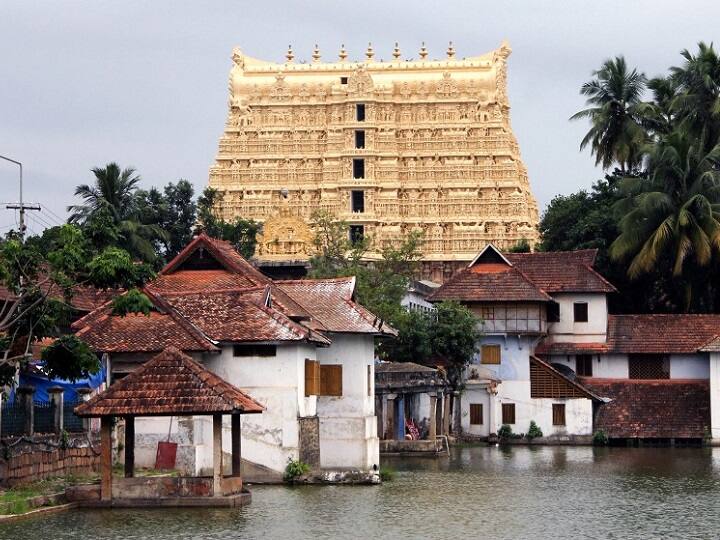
top-left (710, 353), bottom-right (720, 439)
top-left (213, 414), bottom-right (223, 496)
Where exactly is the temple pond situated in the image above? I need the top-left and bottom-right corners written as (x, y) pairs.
top-left (4, 445), bottom-right (720, 539)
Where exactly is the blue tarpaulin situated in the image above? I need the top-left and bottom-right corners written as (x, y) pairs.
top-left (10, 363), bottom-right (106, 403)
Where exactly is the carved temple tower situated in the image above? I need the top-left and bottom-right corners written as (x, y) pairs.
top-left (209, 42), bottom-right (539, 281)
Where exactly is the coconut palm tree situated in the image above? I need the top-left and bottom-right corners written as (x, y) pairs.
top-left (68, 163), bottom-right (165, 262)
top-left (610, 133), bottom-right (720, 310)
top-left (571, 56), bottom-right (650, 172)
top-left (670, 41), bottom-right (720, 150)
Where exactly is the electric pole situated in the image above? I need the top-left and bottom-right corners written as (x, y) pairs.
top-left (1, 154), bottom-right (41, 240)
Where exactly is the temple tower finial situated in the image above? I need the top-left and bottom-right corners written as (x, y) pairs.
top-left (393, 42), bottom-right (401, 60)
top-left (419, 42), bottom-right (428, 60)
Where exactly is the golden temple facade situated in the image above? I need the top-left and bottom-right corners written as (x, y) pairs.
top-left (209, 42), bottom-right (539, 281)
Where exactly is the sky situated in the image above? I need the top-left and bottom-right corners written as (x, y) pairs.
top-left (1, 0), bottom-right (718, 235)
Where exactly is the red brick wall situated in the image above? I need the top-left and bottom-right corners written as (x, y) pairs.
top-left (0, 435), bottom-right (100, 487)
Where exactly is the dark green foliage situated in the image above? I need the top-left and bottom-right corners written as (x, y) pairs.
top-left (379, 310), bottom-right (432, 363)
top-left (137, 180), bottom-right (197, 260)
top-left (508, 238), bottom-right (531, 253)
top-left (429, 301), bottom-right (481, 388)
top-left (497, 424), bottom-right (513, 440)
top-left (41, 335), bottom-right (100, 383)
top-left (593, 429), bottom-right (609, 446)
top-left (570, 56), bottom-right (649, 172)
top-left (112, 288), bottom-right (153, 317)
top-left (563, 42), bottom-right (720, 313)
top-left (526, 421), bottom-right (543, 439)
top-left (308, 209), bottom-right (421, 324)
top-left (379, 466), bottom-right (395, 481)
top-left (87, 247), bottom-right (155, 290)
top-left (196, 187), bottom-right (259, 258)
top-left (283, 458), bottom-right (310, 482)
top-left (68, 163), bottom-right (167, 263)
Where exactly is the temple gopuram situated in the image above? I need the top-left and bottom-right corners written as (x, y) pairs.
top-left (208, 42), bottom-right (539, 282)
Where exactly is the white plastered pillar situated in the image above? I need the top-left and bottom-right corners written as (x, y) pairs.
top-left (710, 353), bottom-right (720, 439)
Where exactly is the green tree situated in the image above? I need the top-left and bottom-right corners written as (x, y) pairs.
top-left (137, 180), bottom-right (197, 260)
top-left (610, 133), bottom-right (720, 311)
top-left (669, 42), bottom-right (720, 150)
top-left (196, 187), bottom-right (259, 258)
top-left (0, 225), bottom-right (156, 386)
top-left (68, 163), bottom-right (166, 262)
top-left (571, 56), bottom-right (649, 172)
top-left (429, 301), bottom-right (481, 389)
top-left (308, 209), bottom-right (422, 323)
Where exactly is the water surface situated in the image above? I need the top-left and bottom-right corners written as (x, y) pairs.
top-left (4, 445), bottom-right (720, 539)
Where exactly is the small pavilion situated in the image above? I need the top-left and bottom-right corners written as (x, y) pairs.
top-left (75, 347), bottom-right (263, 507)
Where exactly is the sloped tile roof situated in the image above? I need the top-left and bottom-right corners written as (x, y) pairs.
top-left (149, 270), bottom-right (257, 293)
top-left (277, 277), bottom-right (396, 335)
top-left (161, 234), bottom-right (269, 286)
top-left (0, 282), bottom-right (119, 313)
top-left (75, 347), bottom-right (263, 417)
top-left (607, 314), bottom-right (720, 354)
top-left (583, 378), bottom-right (710, 438)
top-left (506, 250), bottom-right (616, 293)
top-left (535, 341), bottom-right (610, 355)
top-left (429, 263), bottom-right (552, 303)
top-left (74, 306), bottom-right (217, 353)
top-left (163, 289), bottom-right (330, 345)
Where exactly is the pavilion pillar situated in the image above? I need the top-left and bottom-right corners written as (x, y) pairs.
top-left (396, 395), bottom-right (406, 440)
top-left (213, 414), bottom-right (223, 496)
top-left (428, 394), bottom-right (437, 441)
top-left (231, 413), bottom-right (241, 478)
top-left (386, 395), bottom-right (396, 440)
top-left (100, 416), bottom-right (113, 502)
top-left (375, 395), bottom-right (383, 440)
top-left (442, 393), bottom-right (451, 436)
top-left (124, 416), bottom-right (135, 478)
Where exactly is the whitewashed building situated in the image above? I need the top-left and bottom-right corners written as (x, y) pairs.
top-left (432, 244), bottom-right (720, 444)
top-left (73, 234), bottom-right (393, 477)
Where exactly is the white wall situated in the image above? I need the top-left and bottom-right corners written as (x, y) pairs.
top-left (547, 292), bottom-right (607, 343)
top-left (471, 335), bottom-right (537, 381)
top-left (494, 381), bottom-right (593, 437)
top-left (203, 343), bottom-right (317, 473)
top-left (670, 354), bottom-right (710, 379)
top-left (461, 386), bottom-right (491, 437)
top-left (316, 333), bottom-right (379, 470)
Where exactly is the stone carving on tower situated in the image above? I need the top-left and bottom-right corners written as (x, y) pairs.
top-left (209, 42), bottom-right (540, 282)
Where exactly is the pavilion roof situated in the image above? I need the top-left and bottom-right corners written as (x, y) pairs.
top-left (75, 347), bottom-right (264, 417)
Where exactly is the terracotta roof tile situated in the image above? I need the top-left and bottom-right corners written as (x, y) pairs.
top-left (161, 234), bottom-right (269, 286)
top-left (277, 277), bottom-right (396, 335)
top-left (535, 341), bottom-right (610, 355)
top-left (429, 264), bottom-right (552, 303)
top-left (506, 250), bottom-right (616, 293)
top-left (75, 347), bottom-right (264, 417)
top-left (75, 308), bottom-right (217, 353)
top-left (149, 270), bottom-right (256, 293)
top-left (163, 289), bottom-right (330, 345)
top-left (583, 378), bottom-right (710, 438)
top-left (607, 314), bottom-right (720, 354)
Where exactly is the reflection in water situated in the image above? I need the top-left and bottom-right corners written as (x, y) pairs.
top-left (3, 446), bottom-right (720, 540)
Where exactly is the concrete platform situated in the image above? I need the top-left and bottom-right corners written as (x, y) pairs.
top-left (83, 491), bottom-right (251, 508)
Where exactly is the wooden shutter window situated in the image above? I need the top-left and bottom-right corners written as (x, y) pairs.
top-left (481, 344), bottom-right (501, 365)
top-left (320, 364), bottom-right (343, 396)
top-left (573, 302), bottom-right (588, 323)
top-left (304, 359), bottom-right (320, 396)
top-left (469, 403), bottom-right (483, 425)
top-left (501, 403), bottom-right (515, 425)
top-left (552, 403), bottom-right (566, 426)
top-left (576, 355), bottom-right (593, 377)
